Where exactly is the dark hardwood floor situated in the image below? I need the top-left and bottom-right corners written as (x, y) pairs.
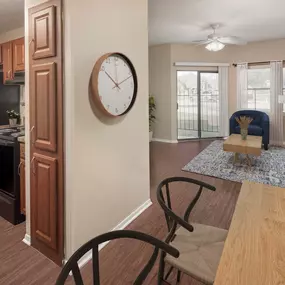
top-left (0, 141), bottom-right (241, 285)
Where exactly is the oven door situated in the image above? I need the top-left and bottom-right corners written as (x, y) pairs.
top-left (0, 140), bottom-right (16, 197)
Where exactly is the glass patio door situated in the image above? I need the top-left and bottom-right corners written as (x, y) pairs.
top-left (177, 71), bottom-right (220, 140)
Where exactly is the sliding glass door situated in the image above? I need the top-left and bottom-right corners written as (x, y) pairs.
top-left (177, 71), bottom-right (199, 139)
top-left (177, 71), bottom-right (220, 140)
top-left (200, 72), bottom-right (220, 138)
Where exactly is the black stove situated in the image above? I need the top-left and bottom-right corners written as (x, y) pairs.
top-left (0, 127), bottom-right (25, 224)
top-left (0, 128), bottom-right (24, 142)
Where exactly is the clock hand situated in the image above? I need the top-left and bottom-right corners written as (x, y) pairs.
top-left (112, 75), bottom-right (132, 89)
top-left (105, 71), bottom-right (120, 89)
top-left (114, 58), bottom-right (119, 86)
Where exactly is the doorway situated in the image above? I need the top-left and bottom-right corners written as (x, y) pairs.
top-left (177, 71), bottom-right (220, 140)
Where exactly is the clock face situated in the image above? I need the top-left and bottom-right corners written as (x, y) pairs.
top-left (92, 53), bottom-right (138, 117)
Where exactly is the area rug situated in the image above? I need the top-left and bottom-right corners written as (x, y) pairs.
top-left (182, 140), bottom-right (285, 188)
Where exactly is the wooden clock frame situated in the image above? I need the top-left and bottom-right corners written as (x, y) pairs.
top-left (90, 52), bottom-right (138, 117)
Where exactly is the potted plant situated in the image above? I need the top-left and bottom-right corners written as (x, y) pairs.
top-left (149, 95), bottom-right (156, 142)
top-left (7, 110), bottom-right (20, 127)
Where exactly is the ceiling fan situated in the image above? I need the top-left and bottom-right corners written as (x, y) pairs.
top-left (192, 24), bottom-right (247, 51)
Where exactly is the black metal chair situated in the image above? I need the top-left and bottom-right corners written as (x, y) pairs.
top-left (156, 177), bottom-right (228, 285)
top-left (55, 229), bottom-right (179, 285)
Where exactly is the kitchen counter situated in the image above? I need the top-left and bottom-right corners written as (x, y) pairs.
top-left (0, 125), bottom-right (10, 129)
top-left (0, 124), bottom-right (24, 129)
top-left (18, 136), bottom-right (25, 143)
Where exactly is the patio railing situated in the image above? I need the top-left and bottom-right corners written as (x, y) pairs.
top-left (177, 93), bottom-right (219, 133)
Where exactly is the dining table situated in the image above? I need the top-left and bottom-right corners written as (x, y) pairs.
top-left (214, 180), bottom-right (285, 284)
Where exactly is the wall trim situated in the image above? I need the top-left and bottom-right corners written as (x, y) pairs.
top-left (22, 234), bottom-right (31, 246)
top-left (152, 138), bottom-right (178, 143)
top-left (66, 199), bottom-right (153, 271)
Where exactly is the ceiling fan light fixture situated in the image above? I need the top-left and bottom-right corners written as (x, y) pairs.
top-left (205, 40), bottom-right (225, 52)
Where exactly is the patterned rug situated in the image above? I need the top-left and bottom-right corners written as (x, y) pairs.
top-left (183, 140), bottom-right (285, 188)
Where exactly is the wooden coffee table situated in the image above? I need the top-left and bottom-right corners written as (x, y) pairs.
top-left (223, 134), bottom-right (262, 166)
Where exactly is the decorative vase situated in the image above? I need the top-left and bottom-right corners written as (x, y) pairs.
top-left (240, 128), bottom-right (248, 140)
top-left (9, 118), bottom-right (17, 126)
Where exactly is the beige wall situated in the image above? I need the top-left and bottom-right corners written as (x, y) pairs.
top-left (171, 39), bottom-right (285, 63)
top-left (64, 0), bottom-right (149, 258)
top-left (24, 0), bottom-right (149, 259)
top-left (150, 39), bottom-right (285, 140)
top-left (0, 27), bottom-right (24, 44)
top-left (149, 45), bottom-right (172, 140)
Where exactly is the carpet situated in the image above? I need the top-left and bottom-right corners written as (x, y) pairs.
top-left (183, 140), bottom-right (285, 188)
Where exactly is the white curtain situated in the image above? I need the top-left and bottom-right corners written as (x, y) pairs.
top-left (236, 63), bottom-right (248, 110)
top-left (270, 61), bottom-right (283, 146)
top-left (219, 66), bottom-right (229, 136)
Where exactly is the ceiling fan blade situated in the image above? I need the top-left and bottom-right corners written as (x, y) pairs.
top-left (191, 39), bottom-right (212, 45)
top-left (218, 36), bottom-right (247, 45)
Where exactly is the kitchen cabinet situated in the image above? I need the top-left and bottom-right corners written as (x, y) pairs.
top-left (1, 38), bottom-right (25, 83)
top-left (31, 6), bottom-right (56, 59)
top-left (2, 42), bottom-right (13, 83)
top-left (19, 143), bottom-right (25, 215)
top-left (31, 62), bottom-right (57, 152)
top-left (13, 38), bottom-right (25, 72)
top-left (0, 45), bottom-right (2, 64)
top-left (29, 0), bottom-right (64, 265)
top-left (32, 153), bottom-right (57, 250)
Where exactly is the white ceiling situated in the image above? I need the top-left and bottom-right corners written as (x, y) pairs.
top-left (0, 0), bottom-right (24, 35)
top-left (149, 0), bottom-right (285, 45)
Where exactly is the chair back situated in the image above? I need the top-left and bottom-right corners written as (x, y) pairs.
top-left (156, 177), bottom-right (216, 242)
top-left (231, 110), bottom-right (268, 125)
top-left (55, 230), bottom-right (179, 285)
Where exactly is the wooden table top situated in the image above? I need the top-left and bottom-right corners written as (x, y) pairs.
top-left (214, 181), bottom-right (285, 285)
top-left (223, 134), bottom-right (262, 156)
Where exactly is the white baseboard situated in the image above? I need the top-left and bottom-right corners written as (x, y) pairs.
top-left (111, 199), bottom-right (152, 232)
top-left (68, 199), bottom-right (152, 271)
top-left (22, 234), bottom-right (31, 246)
top-left (152, 138), bottom-right (178, 143)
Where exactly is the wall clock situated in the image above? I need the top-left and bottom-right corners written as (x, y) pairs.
top-left (91, 52), bottom-right (138, 117)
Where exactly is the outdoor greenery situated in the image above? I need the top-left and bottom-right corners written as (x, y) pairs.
top-left (149, 95), bottom-right (156, 130)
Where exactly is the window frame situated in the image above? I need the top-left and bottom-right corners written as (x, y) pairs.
top-left (246, 65), bottom-right (271, 112)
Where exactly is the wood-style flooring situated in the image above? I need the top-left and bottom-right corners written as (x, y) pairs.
top-left (0, 140), bottom-right (241, 285)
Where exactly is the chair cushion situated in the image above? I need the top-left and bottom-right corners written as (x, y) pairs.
top-left (235, 125), bottom-right (263, 136)
top-left (165, 223), bottom-right (228, 285)
top-left (251, 115), bottom-right (262, 125)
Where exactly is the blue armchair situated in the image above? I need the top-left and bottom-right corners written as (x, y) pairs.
top-left (229, 110), bottom-right (270, 150)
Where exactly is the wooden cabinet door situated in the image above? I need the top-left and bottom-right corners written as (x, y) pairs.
top-left (31, 153), bottom-right (57, 251)
top-left (0, 45), bottom-right (2, 64)
top-left (13, 38), bottom-right (25, 72)
top-left (30, 5), bottom-right (56, 59)
top-left (29, 0), bottom-right (63, 266)
top-left (30, 62), bottom-right (57, 152)
top-left (2, 42), bottom-right (13, 83)
top-left (19, 158), bottom-right (26, 215)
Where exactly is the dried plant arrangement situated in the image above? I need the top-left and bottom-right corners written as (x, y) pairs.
top-left (235, 116), bottom-right (253, 129)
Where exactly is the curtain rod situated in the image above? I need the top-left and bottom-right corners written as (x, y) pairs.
top-left (174, 62), bottom-right (230, 67)
top-left (233, 60), bottom-right (284, 67)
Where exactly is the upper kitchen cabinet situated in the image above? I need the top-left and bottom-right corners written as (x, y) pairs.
top-left (2, 42), bottom-right (13, 83)
top-left (13, 38), bottom-right (25, 72)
